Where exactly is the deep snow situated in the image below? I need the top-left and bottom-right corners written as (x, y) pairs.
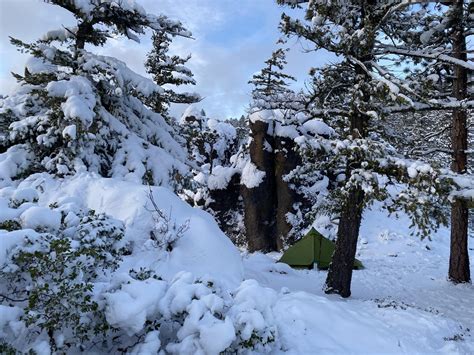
top-left (244, 205), bottom-right (474, 354)
top-left (1, 173), bottom-right (473, 354)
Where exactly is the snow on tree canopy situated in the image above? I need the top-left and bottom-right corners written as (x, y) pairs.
top-left (0, 0), bottom-right (194, 190)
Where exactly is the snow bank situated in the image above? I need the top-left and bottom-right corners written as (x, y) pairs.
top-left (274, 291), bottom-right (459, 354)
top-left (23, 173), bottom-right (244, 288)
top-left (20, 206), bottom-right (61, 231)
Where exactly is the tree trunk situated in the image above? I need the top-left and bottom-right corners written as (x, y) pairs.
top-left (324, 187), bottom-right (364, 298)
top-left (274, 136), bottom-right (302, 249)
top-left (243, 120), bottom-right (277, 252)
top-left (324, 22), bottom-right (372, 296)
top-left (449, 0), bottom-right (470, 283)
top-left (325, 109), bottom-right (366, 298)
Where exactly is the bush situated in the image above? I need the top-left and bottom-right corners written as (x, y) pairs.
top-left (0, 209), bottom-right (126, 352)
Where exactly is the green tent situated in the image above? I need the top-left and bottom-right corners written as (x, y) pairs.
top-left (279, 228), bottom-right (364, 270)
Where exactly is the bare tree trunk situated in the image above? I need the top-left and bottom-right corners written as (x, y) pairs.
top-left (274, 136), bottom-right (301, 249)
top-left (324, 187), bottom-right (364, 298)
top-left (449, 0), bottom-right (470, 283)
top-left (243, 120), bottom-right (277, 252)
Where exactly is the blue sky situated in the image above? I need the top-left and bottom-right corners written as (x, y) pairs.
top-left (0, 0), bottom-right (334, 118)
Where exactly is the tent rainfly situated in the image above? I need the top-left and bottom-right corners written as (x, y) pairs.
top-left (279, 228), bottom-right (364, 270)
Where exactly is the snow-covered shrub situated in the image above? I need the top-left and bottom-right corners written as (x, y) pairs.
top-left (147, 188), bottom-right (189, 251)
top-left (0, 208), bottom-right (126, 352)
top-left (180, 107), bottom-right (245, 245)
top-left (105, 272), bottom-right (279, 354)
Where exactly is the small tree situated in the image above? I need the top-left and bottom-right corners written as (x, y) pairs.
top-left (249, 48), bottom-right (297, 110)
top-left (180, 108), bottom-right (244, 244)
top-left (145, 29), bottom-right (200, 116)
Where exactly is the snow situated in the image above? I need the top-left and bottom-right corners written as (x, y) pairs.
top-left (249, 109), bottom-right (275, 124)
top-left (62, 124), bottom-right (77, 140)
top-left (1, 171), bottom-right (473, 353)
top-left (20, 206), bottom-right (61, 231)
top-left (106, 277), bottom-right (167, 335)
top-left (0, 146), bottom-right (33, 188)
top-left (24, 57), bottom-right (56, 74)
top-left (0, 306), bottom-right (22, 338)
top-left (11, 188), bottom-right (38, 205)
top-left (207, 166), bottom-right (238, 190)
top-left (47, 76), bottom-right (96, 127)
top-left (301, 119), bottom-right (335, 137)
top-left (181, 105), bottom-right (205, 123)
top-left (42, 27), bottom-right (77, 42)
top-left (242, 203), bottom-right (474, 354)
top-left (28, 173), bottom-right (244, 288)
top-left (241, 161), bottom-right (266, 188)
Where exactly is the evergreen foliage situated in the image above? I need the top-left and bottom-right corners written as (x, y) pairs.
top-left (0, 0), bottom-right (192, 189)
top-left (145, 29), bottom-right (201, 116)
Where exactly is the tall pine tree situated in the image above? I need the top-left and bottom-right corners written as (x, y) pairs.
top-left (278, 0), bottom-right (472, 297)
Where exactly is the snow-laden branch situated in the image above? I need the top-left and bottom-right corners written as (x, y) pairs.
top-left (376, 45), bottom-right (474, 70)
top-left (383, 100), bottom-right (474, 114)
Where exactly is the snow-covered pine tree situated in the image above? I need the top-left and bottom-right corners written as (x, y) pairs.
top-left (278, 0), bottom-right (467, 297)
top-left (370, 0), bottom-right (473, 283)
top-left (145, 29), bottom-right (200, 116)
top-left (179, 107), bottom-right (245, 244)
top-left (248, 48), bottom-right (297, 110)
top-left (0, 0), bottom-right (193, 190)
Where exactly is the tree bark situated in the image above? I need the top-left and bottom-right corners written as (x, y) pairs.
top-left (243, 120), bottom-right (277, 252)
top-left (208, 173), bottom-right (242, 240)
top-left (324, 187), bottom-right (364, 298)
top-left (274, 136), bottom-right (302, 249)
top-left (325, 106), bottom-right (367, 297)
top-left (449, 0), bottom-right (470, 284)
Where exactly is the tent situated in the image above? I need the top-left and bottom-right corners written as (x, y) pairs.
top-left (279, 228), bottom-right (364, 270)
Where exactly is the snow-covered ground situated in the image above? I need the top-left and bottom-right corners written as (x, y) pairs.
top-left (245, 205), bottom-right (474, 354)
top-left (1, 173), bottom-right (473, 354)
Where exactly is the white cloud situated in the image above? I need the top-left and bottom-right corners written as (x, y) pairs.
top-left (0, 0), bottom-right (334, 118)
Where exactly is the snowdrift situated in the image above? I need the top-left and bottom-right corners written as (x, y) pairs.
top-left (1, 173), bottom-right (472, 354)
top-left (16, 173), bottom-right (244, 288)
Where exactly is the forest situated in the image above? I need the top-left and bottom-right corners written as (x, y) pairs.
top-left (0, 0), bottom-right (473, 354)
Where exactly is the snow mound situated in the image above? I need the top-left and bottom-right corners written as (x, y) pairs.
top-left (274, 292), bottom-right (461, 354)
top-left (20, 206), bottom-right (61, 231)
top-left (11, 188), bottom-right (38, 206)
top-left (24, 173), bottom-right (244, 288)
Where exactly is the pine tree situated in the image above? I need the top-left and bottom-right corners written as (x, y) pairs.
top-left (448, 0), bottom-right (470, 283)
top-left (373, 0), bottom-right (473, 283)
top-left (278, 0), bottom-right (470, 297)
top-left (145, 29), bottom-right (200, 115)
top-left (243, 47), bottom-right (311, 251)
top-left (0, 0), bottom-right (193, 190)
top-left (249, 48), bottom-right (297, 110)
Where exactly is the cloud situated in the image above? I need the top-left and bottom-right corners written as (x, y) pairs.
top-left (0, 0), bottom-right (334, 118)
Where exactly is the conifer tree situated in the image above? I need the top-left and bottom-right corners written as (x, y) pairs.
top-left (0, 0), bottom-right (193, 190)
top-left (370, 0), bottom-right (473, 283)
top-left (145, 29), bottom-right (200, 116)
top-left (277, 0), bottom-right (473, 297)
top-left (249, 48), bottom-right (297, 110)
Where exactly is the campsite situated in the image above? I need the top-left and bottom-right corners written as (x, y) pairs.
top-left (0, 0), bottom-right (473, 353)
